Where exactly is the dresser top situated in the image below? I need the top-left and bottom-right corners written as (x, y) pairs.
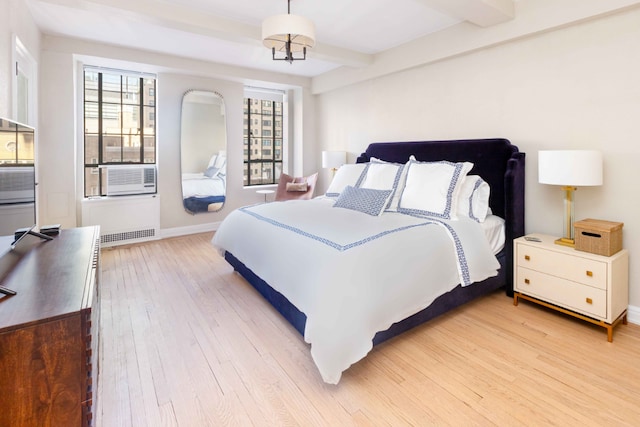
top-left (516, 233), bottom-right (628, 260)
top-left (0, 226), bottom-right (99, 333)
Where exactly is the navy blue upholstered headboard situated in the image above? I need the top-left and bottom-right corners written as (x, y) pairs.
top-left (356, 138), bottom-right (525, 293)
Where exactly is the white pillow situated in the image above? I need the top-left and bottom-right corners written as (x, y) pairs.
top-left (207, 154), bottom-right (218, 168)
top-left (398, 160), bottom-right (473, 220)
top-left (456, 175), bottom-right (490, 222)
top-left (325, 164), bottom-right (367, 197)
top-left (333, 186), bottom-right (392, 217)
top-left (214, 152), bottom-right (226, 169)
top-left (359, 162), bottom-right (402, 190)
top-left (359, 160), bottom-right (407, 211)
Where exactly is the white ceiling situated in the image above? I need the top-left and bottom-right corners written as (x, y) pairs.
top-left (25, 0), bottom-right (515, 78)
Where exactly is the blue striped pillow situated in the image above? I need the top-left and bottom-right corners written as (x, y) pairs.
top-left (333, 186), bottom-right (392, 216)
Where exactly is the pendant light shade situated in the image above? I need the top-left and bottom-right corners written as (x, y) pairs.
top-left (262, 0), bottom-right (315, 63)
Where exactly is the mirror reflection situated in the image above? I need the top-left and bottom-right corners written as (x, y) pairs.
top-left (180, 90), bottom-right (227, 214)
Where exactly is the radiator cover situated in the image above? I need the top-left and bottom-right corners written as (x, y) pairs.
top-left (81, 195), bottom-right (160, 247)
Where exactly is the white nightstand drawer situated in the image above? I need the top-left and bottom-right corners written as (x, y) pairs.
top-left (516, 244), bottom-right (607, 290)
top-left (516, 267), bottom-right (607, 318)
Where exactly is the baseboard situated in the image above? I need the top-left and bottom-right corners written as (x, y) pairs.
top-left (627, 304), bottom-right (640, 325)
top-left (160, 222), bottom-right (221, 239)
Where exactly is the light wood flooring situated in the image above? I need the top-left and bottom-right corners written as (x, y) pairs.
top-left (97, 233), bottom-right (640, 426)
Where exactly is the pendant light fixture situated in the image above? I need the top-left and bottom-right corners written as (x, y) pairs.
top-left (262, 0), bottom-right (315, 63)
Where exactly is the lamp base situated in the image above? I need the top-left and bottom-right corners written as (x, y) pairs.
top-left (554, 237), bottom-right (575, 247)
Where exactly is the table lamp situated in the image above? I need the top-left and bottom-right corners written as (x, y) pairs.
top-left (538, 150), bottom-right (603, 246)
top-left (322, 151), bottom-right (346, 178)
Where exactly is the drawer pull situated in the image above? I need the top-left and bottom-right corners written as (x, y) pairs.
top-left (586, 297), bottom-right (593, 304)
top-left (586, 271), bottom-right (593, 277)
top-left (524, 255), bottom-right (530, 261)
top-left (524, 278), bottom-right (530, 285)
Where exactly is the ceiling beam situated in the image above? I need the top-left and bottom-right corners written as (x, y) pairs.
top-left (32, 0), bottom-right (372, 68)
top-left (418, 0), bottom-right (515, 27)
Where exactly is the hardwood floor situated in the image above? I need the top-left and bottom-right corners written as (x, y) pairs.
top-left (97, 233), bottom-right (640, 426)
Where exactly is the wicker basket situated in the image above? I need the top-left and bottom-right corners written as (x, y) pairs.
top-left (574, 219), bottom-right (623, 256)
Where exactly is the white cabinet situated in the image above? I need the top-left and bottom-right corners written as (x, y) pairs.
top-left (513, 234), bottom-right (628, 342)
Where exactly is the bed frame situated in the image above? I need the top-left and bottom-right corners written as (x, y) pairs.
top-left (225, 138), bottom-right (525, 346)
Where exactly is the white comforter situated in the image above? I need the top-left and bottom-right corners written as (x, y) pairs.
top-left (212, 197), bottom-right (500, 384)
top-left (182, 173), bottom-right (225, 198)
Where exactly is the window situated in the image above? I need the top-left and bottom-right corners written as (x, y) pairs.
top-left (243, 91), bottom-right (285, 186)
top-left (83, 68), bottom-right (156, 197)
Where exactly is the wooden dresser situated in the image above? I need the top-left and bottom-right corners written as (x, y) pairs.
top-left (0, 226), bottom-right (100, 427)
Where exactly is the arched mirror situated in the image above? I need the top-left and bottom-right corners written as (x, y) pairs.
top-left (180, 90), bottom-right (227, 214)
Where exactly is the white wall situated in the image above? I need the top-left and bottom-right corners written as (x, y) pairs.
top-left (35, 35), bottom-right (316, 235)
top-left (315, 9), bottom-right (640, 307)
top-left (38, 49), bottom-right (76, 228)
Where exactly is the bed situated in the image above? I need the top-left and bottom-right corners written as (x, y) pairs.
top-left (213, 138), bottom-right (525, 383)
top-left (182, 172), bottom-right (226, 213)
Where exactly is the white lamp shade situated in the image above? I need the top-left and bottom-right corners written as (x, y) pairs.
top-left (538, 150), bottom-right (603, 186)
top-left (322, 151), bottom-right (346, 169)
top-left (262, 14), bottom-right (315, 52)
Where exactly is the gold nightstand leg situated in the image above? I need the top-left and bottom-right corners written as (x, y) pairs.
top-left (514, 294), bottom-right (627, 342)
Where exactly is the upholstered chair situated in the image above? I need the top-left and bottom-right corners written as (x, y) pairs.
top-left (274, 172), bottom-right (318, 201)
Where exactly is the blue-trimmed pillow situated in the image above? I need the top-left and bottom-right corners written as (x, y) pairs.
top-left (333, 186), bottom-right (392, 217)
top-left (398, 160), bottom-right (473, 219)
top-left (358, 159), bottom-right (406, 212)
top-left (456, 175), bottom-right (490, 222)
top-left (325, 163), bottom-right (367, 197)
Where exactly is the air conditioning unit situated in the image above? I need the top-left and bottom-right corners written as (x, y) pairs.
top-left (105, 165), bottom-right (157, 196)
top-left (0, 166), bottom-right (35, 204)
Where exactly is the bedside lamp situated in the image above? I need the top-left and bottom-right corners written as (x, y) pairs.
top-left (538, 150), bottom-right (603, 246)
top-left (322, 150), bottom-right (346, 178)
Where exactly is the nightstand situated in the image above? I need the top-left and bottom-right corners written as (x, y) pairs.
top-left (513, 234), bottom-right (629, 342)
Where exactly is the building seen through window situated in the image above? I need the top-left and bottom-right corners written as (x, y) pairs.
top-left (243, 97), bottom-right (283, 186)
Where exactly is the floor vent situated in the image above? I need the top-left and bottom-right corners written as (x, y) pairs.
top-left (101, 228), bottom-right (156, 245)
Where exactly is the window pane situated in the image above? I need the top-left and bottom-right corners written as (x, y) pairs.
top-left (143, 78), bottom-right (155, 106)
top-left (250, 118), bottom-right (262, 139)
top-left (144, 107), bottom-right (155, 135)
top-left (122, 104), bottom-right (140, 136)
top-left (122, 76), bottom-right (140, 105)
top-left (84, 71), bottom-right (99, 102)
top-left (102, 73), bottom-right (121, 104)
top-left (85, 134), bottom-right (99, 164)
top-left (85, 167), bottom-right (101, 197)
top-left (123, 136), bottom-right (141, 162)
top-left (274, 162), bottom-right (282, 181)
top-left (102, 103), bottom-right (121, 134)
top-left (84, 102), bottom-right (99, 133)
top-left (143, 136), bottom-right (155, 163)
top-left (103, 135), bottom-right (122, 162)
